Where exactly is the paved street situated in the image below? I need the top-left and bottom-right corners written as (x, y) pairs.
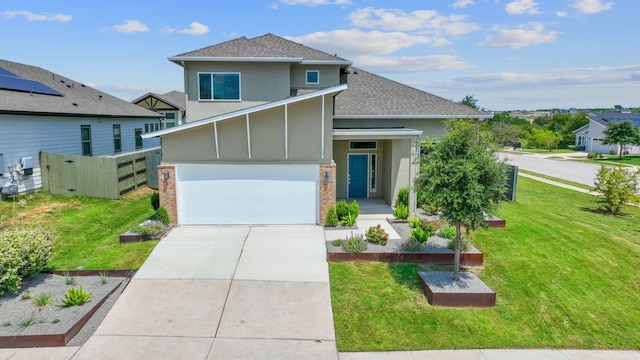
top-left (499, 152), bottom-right (599, 186)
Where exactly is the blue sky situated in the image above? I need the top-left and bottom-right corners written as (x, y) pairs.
top-left (1, 0), bottom-right (636, 111)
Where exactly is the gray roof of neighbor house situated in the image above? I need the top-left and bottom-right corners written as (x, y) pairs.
top-left (335, 67), bottom-right (488, 118)
top-left (0, 59), bottom-right (160, 118)
top-left (132, 91), bottom-right (186, 111)
top-left (588, 112), bottom-right (640, 127)
top-left (170, 33), bottom-right (351, 64)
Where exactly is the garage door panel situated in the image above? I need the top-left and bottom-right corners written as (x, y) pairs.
top-left (176, 164), bottom-right (318, 225)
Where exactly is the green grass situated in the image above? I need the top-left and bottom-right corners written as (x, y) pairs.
top-left (577, 155), bottom-right (640, 167)
top-left (518, 169), bottom-right (595, 191)
top-left (507, 148), bottom-right (577, 154)
top-left (330, 176), bottom-right (640, 351)
top-left (0, 191), bottom-right (157, 270)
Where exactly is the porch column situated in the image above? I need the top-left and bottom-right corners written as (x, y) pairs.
top-left (157, 164), bottom-right (178, 224)
top-left (319, 161), bottom-right (337, 225)
top-left (409, 138), bottom-right (420, 215)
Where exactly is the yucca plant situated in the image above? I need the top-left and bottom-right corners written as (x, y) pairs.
top-left (58, 286), bottom-right (92, 307)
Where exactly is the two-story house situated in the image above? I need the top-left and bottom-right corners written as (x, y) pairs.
top-left (143, 33), bottom-right (489, 225)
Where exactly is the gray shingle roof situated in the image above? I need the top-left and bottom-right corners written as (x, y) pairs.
top-left (335, 67), bottom-right (488, 117)
top-left (0, 59), bottom-right (160, 118)
top-left (172, 33), bottom-right (350, 63)
top-left (588, 112), bottom-right (640, 127)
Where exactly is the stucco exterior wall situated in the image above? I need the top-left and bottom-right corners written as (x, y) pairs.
top-left (183, 61), bottom-right (291, 121)
top-left (160, 95), bottom-right (334, 163)
top-left (333, 118), bottom-right (446, 137)
top-left (290, 64), bottom-right (341, 89)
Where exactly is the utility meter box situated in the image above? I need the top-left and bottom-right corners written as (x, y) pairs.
top-left (20, 156), bottom-right (33, 176)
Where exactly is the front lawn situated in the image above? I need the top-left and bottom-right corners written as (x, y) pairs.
top-left (0, 190), bottom-right (157, 270)
top-left (578, 155), bottom-right (640, 167)
top-left (330, 176), bottom-right (640, 351)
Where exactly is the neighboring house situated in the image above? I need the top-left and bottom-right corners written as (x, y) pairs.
top-left (573, 112), bottom-right (640, 154)
top-left (0, 59), bottom-right (162, 195)
top-left (143, 34), bottom-right (489, 225)
top-left (132, 91), bottom-right (186, 129)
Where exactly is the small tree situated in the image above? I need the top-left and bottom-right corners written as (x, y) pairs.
top-left (534, 129), bottom-right (561, 151)
top-left (458, 95), bottom-right (479, 110)
top-left (602, 120), bottom-right (640, 159)
top-left (594, 165), bottom-right (640, 215)
top-left (416, 119), bottom-right (508, 281)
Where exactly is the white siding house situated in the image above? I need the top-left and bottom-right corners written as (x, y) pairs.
top-left (0, 59), bottom-right (161, 195)
top-left (573, 113), bottom-right (640, 155)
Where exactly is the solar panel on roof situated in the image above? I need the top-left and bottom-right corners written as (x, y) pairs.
top-left (0, 66), bottom-right (63, 96)
top-left (0, 67), bottom-right (18, 78)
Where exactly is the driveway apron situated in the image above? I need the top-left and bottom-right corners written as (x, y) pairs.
top-left (73, 225), bottom-right (338, 360)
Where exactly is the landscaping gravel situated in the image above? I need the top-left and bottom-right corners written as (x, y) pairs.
top-left (326, 220), bottom-right (481, 254)
top-left (0, 273), bottom-right (124, 342)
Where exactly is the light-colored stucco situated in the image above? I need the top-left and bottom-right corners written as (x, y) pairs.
top-left (290, 65), bottom-right (341, 89)
top-left (334, 118), bottom-right (446, 138)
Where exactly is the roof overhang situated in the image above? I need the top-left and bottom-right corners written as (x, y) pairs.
top-left (301, 60), bottom-right (353, 66)
top-left (142, 83), bottom-right (348, 139)
top-left (333, 114), bottom-right (493, 120)
top-left (572, 123), bottom-right (590, 134)
top-left (168, 56), bottom-right (303, 65)
top-left (333, 128), bottom-right (423, 140)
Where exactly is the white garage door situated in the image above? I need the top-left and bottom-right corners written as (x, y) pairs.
top-left (176, 164), bottom-right (319, 225)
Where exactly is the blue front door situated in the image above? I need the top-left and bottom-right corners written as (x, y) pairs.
top-left (348, 154), bottom-right (368, 198)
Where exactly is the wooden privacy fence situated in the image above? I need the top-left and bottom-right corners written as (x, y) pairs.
top-left (41, 148), bottom-right (161, 200)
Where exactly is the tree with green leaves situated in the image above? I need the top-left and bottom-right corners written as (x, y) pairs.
top-left (535, 129), bottom-right (561, 151)
top-left (458, 95), bottom-right (479, 110)
top-left (594, 165), bottom-right (640, 215)
top-left (416, 120), bottom-right (508, 281)
top-left (602, 120), bottom-right (640, 159)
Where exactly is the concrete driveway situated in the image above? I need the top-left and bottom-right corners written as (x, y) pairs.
top-left (73, 225), bottom-right (338, 360)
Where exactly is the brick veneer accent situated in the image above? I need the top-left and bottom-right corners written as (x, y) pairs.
top-left (319, 162), bottom-right (337, 225)
top-left (157, 164), bottom-right (178, 225)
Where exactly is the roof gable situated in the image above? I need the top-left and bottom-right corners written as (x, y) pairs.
top-left (133, 91), bottom-right (185, 111)
top-left (0, 59), bottom-right (160, 118)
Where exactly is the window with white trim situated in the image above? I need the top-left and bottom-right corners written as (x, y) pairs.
top-left (81, 125), bottom-right (92, 156)
top-left (198, 72), bottom-right (241, 100)
top-left (113, 124), bottom-right (122, 153)
top-left (370, 154), bottom-right (377, 192)
top-left (306, 70), bottom-right (319, 84)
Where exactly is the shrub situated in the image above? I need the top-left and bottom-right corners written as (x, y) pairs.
top-left (401, 239), bottom-right (424, 252)
top-left (595, 151), bottom-right (603, 159)
top-left (324, 206), bottom-right (339, 227)
top-left (0, 227), bottom-right (54, 296)
top-left (397, 187), bottom-right (409, 207)
top-left (342, 232), bottom-right (367, 253)
top-left (408, 217), bottom-right (436, 234)
top-left (348, 200), bottom-right (360, 220)
top-left (448, 238), bottom-right (471, 252)
top-left (407, 216), bottom-right (421, 229)
top-left (156, 206), bottom-right (170, 224)
top-left (336, 200), bottom-right (359, 221)
top-left (409, 227), bottom-right (431, 244)
top-left (331, 239), bottom-right (343, 247)
top-left (58, 286), bottom-right (92, 307)
top-left (131, 221), bottom-right (166, 237)
top-left (609, 149), bottom-right (616, 156)
top-left (335, 200), bottom-right (349, 220)
top-left (594, 165), bottom-right (640, 215)
top-left (439, 226), bottom-right (457, 240)
top-left (150, 192), bottom-right (160, 210)
top-left (393, 204), bottom-right (410, 220)
top-left (587, 152), bottom-right (595, 159)
top-left (341, 212), bottom-right (357, 227)
top-left (365, 225), bottom-right (389, 245)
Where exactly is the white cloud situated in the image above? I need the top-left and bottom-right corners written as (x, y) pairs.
top-left (351, 54), bottom-right (474, 72)
top-left (112, 19), bottom-right (148, 33)
top-left (3, 10), bottom-right (72, 22)
top-left (288, 30), bottom-right (433, 57)
top-left (453, 0), bottom-right (475, 9)
top-left (505, 0), bottom-right (542, 15)
top-left (349, 7), bottom-right (480, 35)
top-left (478, 22), bottom-right (559, 49)
top-left (178, 22), bottom-right (209, 36)
top-left (555, 11), bottom-right (569, 17)
top-left (570, 0), bottom-right (614, 14)
top-left (278, 0), bottom-right (350, 5)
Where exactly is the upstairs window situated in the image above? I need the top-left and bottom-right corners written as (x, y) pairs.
top-left (135, 128), bottom-right (143, 149)
top-left (199, 72), bottom-right (241, 101)
top-left (306, 70), bottom-right (319, 84)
